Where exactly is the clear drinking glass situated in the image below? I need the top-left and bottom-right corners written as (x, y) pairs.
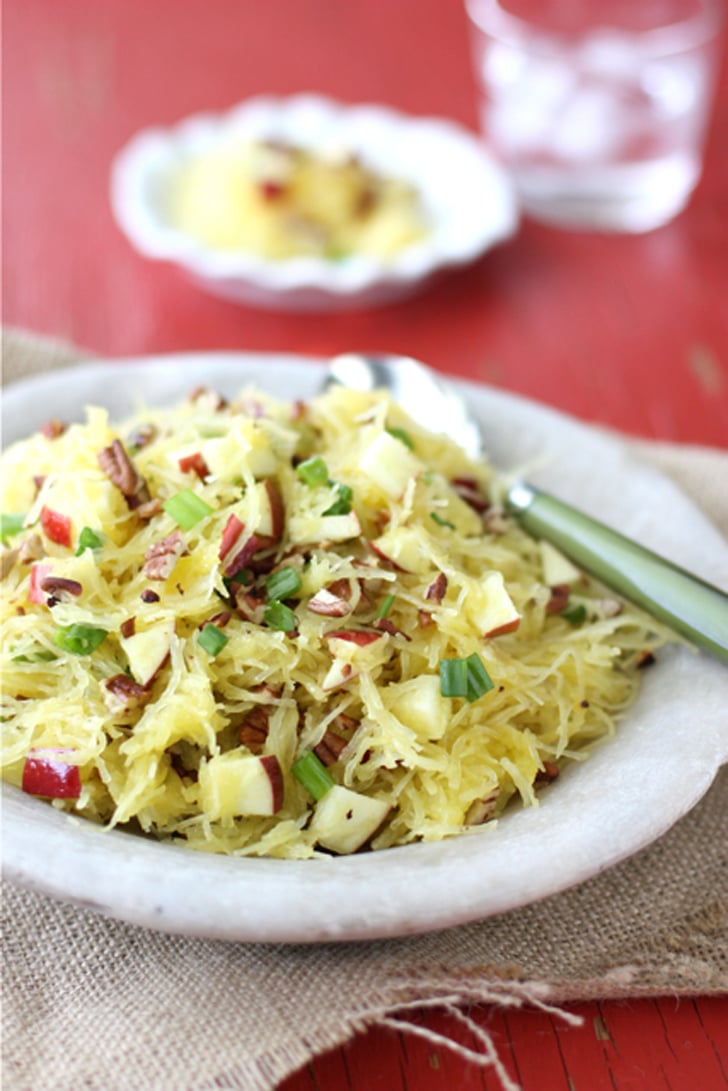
top-left (465, 0), bottom-right (724, 231)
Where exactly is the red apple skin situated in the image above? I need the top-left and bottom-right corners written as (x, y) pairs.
top-left (485, 617), bottom-right (521, 638)
top-left (40, 506), bottom-right (72, 547)
top-left (29, 563), bottom-right (53, 604)
top-left (260, 754), bottom-right (284, 813)
top-left (262, 479), bottom-right (285, 540)
top-left (366, 540), bottom-right (406, 571)
top-left (325, 630), bottom-right (383, 646)
top-left (22, 751), bottom-right (81, 799)
top-left (178, 452), bottom-right (210, 479)
top-left (219, 514), bottom-right (245, 560)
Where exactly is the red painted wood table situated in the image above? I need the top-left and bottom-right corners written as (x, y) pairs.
top-left (4, 2), bottom-right (727, 1089)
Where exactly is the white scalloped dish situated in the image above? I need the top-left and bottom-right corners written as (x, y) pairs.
top-left (3, 354), bottom-right (728, 944)
top-left (110, 95), bottom-right (518, 310)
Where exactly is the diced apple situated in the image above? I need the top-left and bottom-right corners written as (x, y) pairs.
top-left (359, 431), bottom-right (422, 499)
top-left (254, 479), bottom-right (285, 540)
top-left (369, 527), bottom-right (430, 574)
top-left (120, 619), bottom-right (175, 687)
top-left (321, 658), bottom-right (360, 691)
top-left (198, 751), bottom-right (284, 818)
top-left (288, 510), bottom-right (361, 545)
top-left (308, 785), bottom-right (390, 854)
top-left (540, 541), bottom-right (582, 587)
top-left (383, 676), bottom-right (452, 740)
top-left (464, 572), bottom-right (521, 638)
top-left (22, 748), bottom-right (81, 799)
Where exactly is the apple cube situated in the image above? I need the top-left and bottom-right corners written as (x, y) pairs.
top-left (383, 676), bottom-right (452, 740)
top-left (198, 751), bottom-right (284, 818)
top-left (120, 619), bottom-right (175, 687)
top-left (540, 541), bottom-right (582, 587)
top-left (321, 658), bottom-right (360, 692)
top-left (288, 510), bottom-right (361, 545)
top-left (464, 572), bottom-right (521, 638)
top-left (359, 431), bottom-right (422, 499)
top-left (369, 527), bottom-right (430, 574)
top-left (308, 785), bottom-right (390, 854)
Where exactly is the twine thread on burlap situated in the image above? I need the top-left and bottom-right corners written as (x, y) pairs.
top-left (1, 328), bottom-right (727, 1091)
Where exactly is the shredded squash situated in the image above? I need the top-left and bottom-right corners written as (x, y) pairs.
top-left (0, 382), bottom-right (665, 857)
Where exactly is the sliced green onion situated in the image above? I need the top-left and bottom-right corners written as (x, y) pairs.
top-left (440, 657), bottom-right (468, 698)
top-left (12, 649), bottom-right (58, 663)
top-left (197, 623), bottom-right (229, 657)
top-left (53, 624), bottom-right (108, 657)
top-left (440, 652), bottom-right (494, 702)
top-left (296, 456), bottom-right (329, 486)
top-left (75, 527), bottom-right (104, 555)
top-left (323, 483), bottom-right (353, 516)
top-left (163, 488), bottom-right (213, 530)
top-left (1, 513), bottom-right (26, 543)
top-left (430, 512), bottom-right (455, 530)
top-left (386, 426), bottom-right (414, 450)
top-left (464, 652), bottom-right (495, 701)
top-left (561, 603), bottom-right (587, 626)
top-left (266, 566), bottom-right (302, 602)
top-left (264, 601), bottom-right (297, 632)
top-left (291, 751), bottom-right (335, 800)
top-left (376, 593), bottom-right (395, 619)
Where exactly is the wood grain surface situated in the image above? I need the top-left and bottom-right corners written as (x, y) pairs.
top-left (3, 1), bottom-right (727, 1088)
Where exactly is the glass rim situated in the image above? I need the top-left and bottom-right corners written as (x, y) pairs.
top-left (464, 0), bottom-right (724, 56)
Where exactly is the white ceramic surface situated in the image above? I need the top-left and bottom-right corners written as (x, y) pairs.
top-left (110, 95), bottom-right (519, 310)
top-left (3, 353), bottom-right (727, 943)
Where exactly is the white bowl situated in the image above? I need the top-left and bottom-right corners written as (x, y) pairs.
top-left (3, 354), bottom-right (727, 944)
top-left (109, 95), bottom-right (519, 310)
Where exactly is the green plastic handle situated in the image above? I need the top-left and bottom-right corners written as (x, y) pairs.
top-left (506, 483), bottom-right (728, 664)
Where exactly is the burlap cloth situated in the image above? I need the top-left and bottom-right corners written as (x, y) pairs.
top-left (2, 328), bottom-right (727, 1091)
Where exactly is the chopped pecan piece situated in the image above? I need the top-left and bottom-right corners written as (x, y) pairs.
top-left (546, 584), bottom-right (571, 615)
top-left (41, 419), bottom-right (67, 440)
top-left (1, 549), bottom-right (19, 579)
top-left (233, 586), bottom-right (267, 625)
top-left (535, 761), bottom-right (560, 783)
top-left (595, 597), bottom-right (623, 618)
top-left (313, 730), bottom-right (349, 766)
top-left (484, 509), bottom-right (510, 535)
top-left (418, 609), bottom-right (435, 629)
top-left (188, 386), bottom-right (227, 412)
top-left (18, 534), bottom-right (45, 565)
top-left (103, 673), bottom-right (148, 714)
top-left (207, 610), bottom-right (232, 629)
top-left (425, 572), bottom-right (448, 603)
top-left (126, 422), bottom-right (157, 450)
top-left (372, 617), bottom-right (411, 640)
top-left (332, 712), bottom-right (359, 734)
top-left (465, 788), bottom-right (499, 825)
top-left (39, 576), bottom-right (82, 602)
top-left (238, 707), bottom-right (271, 753)
top-left (143, 530), bottom-right (187, 580)
top-left (120, 617), bottom-right (136, 638)
top-left (135, 498), bottom-right (163, 521)
top-left (451, 476), bottom-right (490, 513)
top-left (636, 649), bottom-right (656, 669)
top-left (307, 588), bottom-right (351, 618)
top-left (98, 439), bottom-right (151, 509)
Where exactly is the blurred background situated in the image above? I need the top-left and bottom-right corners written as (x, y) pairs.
top-left (3, 0), bottom-right (727, 440)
